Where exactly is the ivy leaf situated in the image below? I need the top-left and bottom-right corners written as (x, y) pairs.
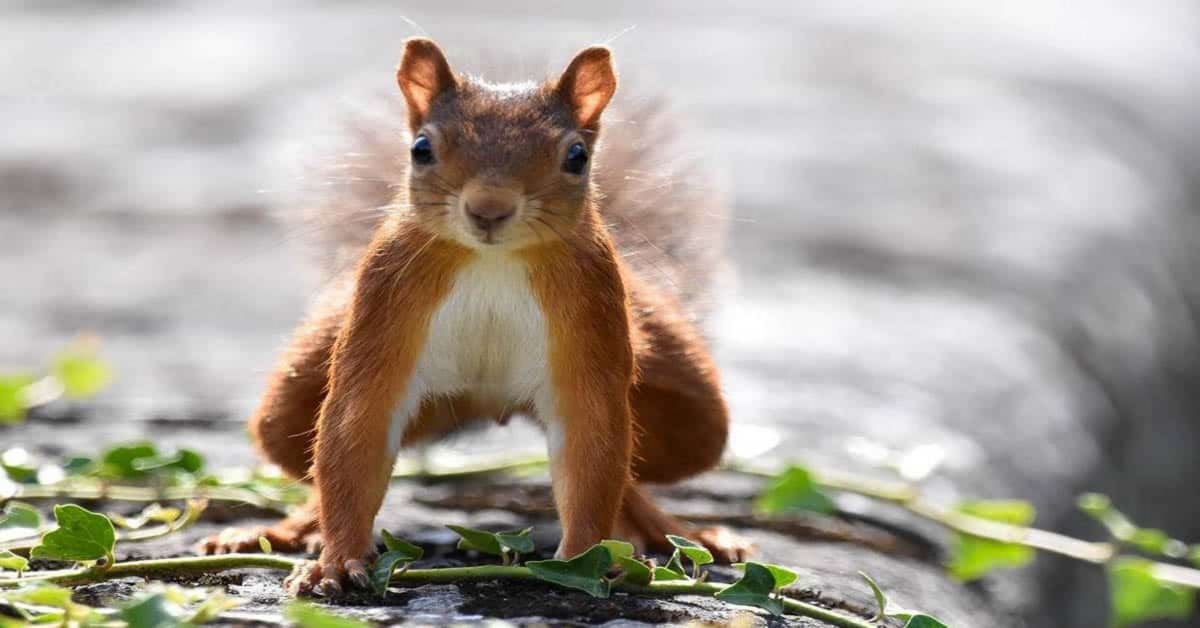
top-left (526, 545), bottom-right (613, 598)
top-left (369, 551), bottom-right (413, 595)
top-left (898, 615), bottom-right (951, 628)
top-left (947, 500), bottom-right (1035, 581)
top-left (0, 375), bottom-right (33, 424)
top-left (667, 535), bottom-right (713, 574)
top-left (0, 448), bottom-right (37, 484)
top-left (0, 501), bottom-right (41, 533)
top-left (665, 549), bottom-right (686, 575)
top-left (110, 503), bottom-right (181, 530)
top-left (370, 531), bottom-right (425, 594)
top-left (185, 591), bottom-right (241, 624)
top-left (652, 565), bottom-right (689, 581)
top-left (735, 562), bottom-right (798, 589)
top-left (755, 465), bottom-right (835, 515)
top-left (600, 539), bottom-right (635, 562)
top-left (1079, 493), bottom-right (1187, 558)
top-left (3, 583), bottom-right (98, 624)
top-left (447, 525), bottom-right (503, 556)
top-left (496, 527), bottom-right (535, 554)
top-left (119, 593), bottom-right (184, 628)
top-left (52, 344), bottom-right (112, 399)
top-left (133, 449), bottom-right (206, 475)
top-left (1109, 557), bottom-right (1195, 627)
top-left (617, 556), bottom-right (653, 586)
top-left (30, 504), bottom-right (116, 563)
top-left (381, 530), bottom-right (424, 560)
top-left (98, 442), bottom-right (159, 479)
top-left (715, 562), bottom-right (783, 616)
top-left (285, 602), bottom-right (371, 628)
top-left (858, 572), bottom-right (948, 628)
top-left (0, 549), bottom-right (28, 573)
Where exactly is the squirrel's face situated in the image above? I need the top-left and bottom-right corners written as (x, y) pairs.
top-left (395, 39), bottom-right (616, 250)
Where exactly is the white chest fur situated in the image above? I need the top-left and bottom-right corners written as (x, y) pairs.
top-left (415, 254), bottom-right (549, 408)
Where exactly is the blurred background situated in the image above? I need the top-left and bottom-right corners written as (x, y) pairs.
top-left (3, 2), bottom-right (1200, 626)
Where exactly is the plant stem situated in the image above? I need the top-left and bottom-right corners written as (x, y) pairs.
top-left (729, 463), bottom-right (1200, 590)
top-left (0, 555), bottom-right (875, 627)
top-left (7, 483), bottom-right (289, 513)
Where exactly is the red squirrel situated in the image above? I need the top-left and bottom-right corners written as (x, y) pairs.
top-left (199, 38), bottom-right (749, 595)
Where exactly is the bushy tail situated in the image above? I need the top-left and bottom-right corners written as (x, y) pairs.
top-left (303, 98), bottom-right (729, 321)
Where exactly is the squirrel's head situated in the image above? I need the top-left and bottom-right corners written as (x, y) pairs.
top-left (395, 38), bottom-right (617, 249)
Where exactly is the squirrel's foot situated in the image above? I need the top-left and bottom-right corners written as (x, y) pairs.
top-left (196, 509), bottom-right (322, 556)
top-left (688, 526), bottom-right (755, 563)
top-left (196, 525), bottom-right (323, 555)
top-left (635, 525), bottom-right (753, 563)
top-left (284, 552), bottom-right (375, 597)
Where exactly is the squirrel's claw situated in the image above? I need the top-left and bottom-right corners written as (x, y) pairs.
top-left (285, 555), bottom-right (375, 597)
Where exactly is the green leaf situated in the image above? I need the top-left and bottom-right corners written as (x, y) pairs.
top-left (2, 583), bottom-right (97, 624)
top-left (755, 465), bottom-right (835, 515)
top-left (600, 539), bottom-right (635, 561)
top-left (616, 556), bottom-right (653, 586)
top-left (0, 448), bottom-right (37, 484)
top-left (369, 550), bottom-right (414, 595)
top-left (285, 602), bottom-right (371, 628)
top-left (948, 500), bottom-right (1035, 581)
top-left (258, 536), bottom-right (273, 554)
top-left (447, 525), bottom-right (531, 557)
top-left (447, 524), bottom-right (503, 556)
top-left (0, 501), bottom-right (42, 532)
top-left (665, 549), bottom-right (686, 575)
top-left (715, 562), bottom-right (783, 616)
top-left (185, 591), bottom-right (240, 624)
top-left (526, 545), bottom-right (613, 598)
top-left (858, 571), bottom-right (948, 628)
top-left (860, 571), bottom-right (889, 620)
top-left (1109, 557), bottom-right (1194, 627)
top-left (0, 375), bottom-right (33, 424)
top-left (120, 593), bottom-right (184, 628)
top-left (110, 503), bottom-right (181, 530)
top-left (381, 530), bottom-right (424, 560)
top-left (652, 565), bottom-right (689, 581)
top-left (62, 456), bottom-right (94, 475)
top-left (1191, 545), bottom-right (1200, 568)
top-left (133, 449), bottom-right (206, 475)
top-left (0, 550), bottom-right (28, 573)
top-left (898, 614), bottom-right (950, 628)
top-left (98, 442), bottom-right (159, 479)
top-left (496, 527), bottom-right (535, 554)
top-left (666, 535), bottom-right (713, 571)
top-left (734, 562), bottom-right (798, 589)
top-left (30, 504), bottom-right (116, 562)
top-left (52, 345), bottom-right (112, 399)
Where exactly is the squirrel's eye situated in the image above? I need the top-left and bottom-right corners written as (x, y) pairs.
top-left (411, 134), bottom-right (434, 166)
top-left (562, 141), bottom-right (588, 175)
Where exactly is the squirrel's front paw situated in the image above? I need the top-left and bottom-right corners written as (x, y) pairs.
top-left (284, 553), bottom-right (374, 597)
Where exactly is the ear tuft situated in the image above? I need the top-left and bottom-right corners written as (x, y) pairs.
top-left (397, 37), bottom-right (457, 130)
top-left (556, 46), bottom-right (617, 129)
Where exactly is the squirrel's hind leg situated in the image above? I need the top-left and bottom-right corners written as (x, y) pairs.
top-left (617, 482), bottom-right (753, 563)
top-left (197, 290), bottom-right (345, 556)
top-left (622, 320), bottom-right (752, 561)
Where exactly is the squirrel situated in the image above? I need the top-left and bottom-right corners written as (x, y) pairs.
top-left (198, 38), bottom-right (750, 596)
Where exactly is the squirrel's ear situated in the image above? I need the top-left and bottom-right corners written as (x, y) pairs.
top-left (397, 37), bottom-right (457, 129)
top-left (556, 46), bottom-right (617, 129)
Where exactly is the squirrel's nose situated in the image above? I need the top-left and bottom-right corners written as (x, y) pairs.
top-left (465, 201), bottom-right (515, 232)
